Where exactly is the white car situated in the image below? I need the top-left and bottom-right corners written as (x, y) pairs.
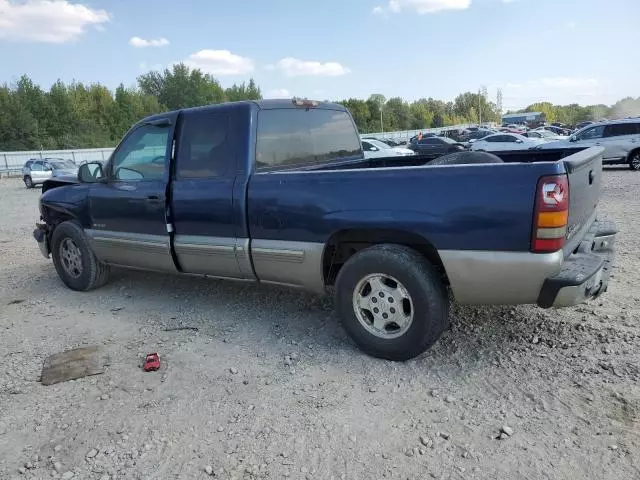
top-left (524, 130), bottom-right (564, 141)
top-left (535, 119), bottom-right (640, 170)
top-left (361, 138), bottom-right (415, 158)
top-left (470, 133), bottom-right (544, 152)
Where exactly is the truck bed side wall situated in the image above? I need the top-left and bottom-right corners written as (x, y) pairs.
top-left (246, 161), bottom-right (566, 297)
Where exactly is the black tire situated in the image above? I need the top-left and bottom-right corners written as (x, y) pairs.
top-left (335, 244), bottom-right (449, 361)
top-left (24, 175), bottom-right (34, 189)
top-left (426, 151), bottom-right (503, 166)
top-left (50, 221), bottom-right (110, 291)
top-left (629, 150), bottom-right (640, 171)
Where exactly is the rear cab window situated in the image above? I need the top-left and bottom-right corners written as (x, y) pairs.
top-left (255, 108), bottom-right (361, 171)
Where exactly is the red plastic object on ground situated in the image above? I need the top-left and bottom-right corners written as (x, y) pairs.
top-left (143, 353), bottom-right (160, 372)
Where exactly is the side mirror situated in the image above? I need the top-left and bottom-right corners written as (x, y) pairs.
top-left (78, 162), bottom-right (105, 183)
top-left (569, 135), bottom-right (577, 142)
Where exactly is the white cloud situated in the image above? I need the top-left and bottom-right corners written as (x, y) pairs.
top-left (273, 57), bottom-right (350, 77)
top-left (182, 49), bottom-right (254, 75)
top-left (0, 0), bottom-right (109, 43)
top-left (266, 88), bottom-right (292, 98)
top-left (129, 36), bottom-right (169, 48)
top-left (373, 0), bottom-right (471, 15)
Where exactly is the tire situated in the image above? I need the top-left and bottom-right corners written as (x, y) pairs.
top-left (629, 150), bottom-right (640, 171)
top-left (426, 151), bottom-right (503, 166)
top-left (50, 221), bottom-right (110, 291)
top-left (24, 175), bottom-right (34, 189)
top-left (335, 244), bottom-right (449, 361)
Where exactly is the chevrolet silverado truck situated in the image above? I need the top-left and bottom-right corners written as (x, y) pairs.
top-left (33, 99), bottom-right (617, 361)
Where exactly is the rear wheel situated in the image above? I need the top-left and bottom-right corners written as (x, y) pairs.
top-left (24, 176), bottom-right (34, 189)
top-left (629, 150), bottom-right (640, 171)
top-left (51, 221), bottom-right (110, 291)
top-left (335, 244), bottom-right (449, 361)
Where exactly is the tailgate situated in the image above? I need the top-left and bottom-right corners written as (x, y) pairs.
top-left (562, 146), bottom-right (603, 256)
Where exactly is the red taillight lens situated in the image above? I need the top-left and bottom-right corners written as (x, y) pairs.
top-left (532, 175), bottom-right (569, 253)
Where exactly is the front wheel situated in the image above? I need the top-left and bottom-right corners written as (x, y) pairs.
top-left (51, 221), bottom-right (110, 291)
top-left (335, 244), bottom-right (449, 361)
top-left (629, 151), bottom-right (640, 171)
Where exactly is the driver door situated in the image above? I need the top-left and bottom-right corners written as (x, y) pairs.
top-left (86, 116), bottom-right (177, 272)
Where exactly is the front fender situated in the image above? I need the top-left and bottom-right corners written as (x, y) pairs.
top-left (40, 183), bottom-right (92, 228)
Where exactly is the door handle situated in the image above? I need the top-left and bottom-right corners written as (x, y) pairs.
top-left (146, 195), bottom-right (163, 204)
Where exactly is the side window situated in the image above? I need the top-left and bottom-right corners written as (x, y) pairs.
top-left (31, 161), bottom-right (43, 171)
top-left (577, 125), bottom-right (604, 140)
top-left (606, 123), bottom-right (637, 137)
top-left (362, 141), bottom-right (374, 152)
top-left (111, 123), bottom-right (170, 181)
top-left (484, 136), bottom-right (498, 143)
top-left (256, 109), bottom-right (361, 171)
top-left (176, 112), bottom-right (230, 179)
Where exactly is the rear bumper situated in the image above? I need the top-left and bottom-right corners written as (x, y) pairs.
top-left (33, 223), bottom-right (50, 259)
top-left (537, 219), bottom-right (616, 308)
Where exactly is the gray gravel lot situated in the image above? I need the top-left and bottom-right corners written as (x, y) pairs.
top-left (0, 171), bottom-right (638, 480)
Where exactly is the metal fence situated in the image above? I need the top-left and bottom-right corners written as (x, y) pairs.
top-left (0, 147), bottom-right (115, 176)
top-left (0, 123), bottom-right (480, 176)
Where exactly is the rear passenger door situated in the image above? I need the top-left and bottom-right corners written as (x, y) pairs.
top-left (29, 161), bottom-right (45, 183)
top-left (602, 123), bottom-right (640, 161)
top-left (171, 108), bottom-right (249, 279)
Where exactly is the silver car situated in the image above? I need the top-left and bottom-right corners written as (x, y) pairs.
top-left (22, 158), bottom-right (79, 188)
top-left (538, 119), bottom-right (640, 170)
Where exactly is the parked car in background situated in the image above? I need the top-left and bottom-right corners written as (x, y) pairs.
top-left (575, 121), bottom-right (595, 131)
top-left (22, 158), bottom-right (78, 188)
top-left (408, 136), bottom-right (466, 157)
top-left (536, 126), bottom-right (570, 136)
top-left (361, 138), bottom-right (414, 158)
top-left (470, 133), bottom-right (544, 152)
top-left (33, 99), bottom-right (616, 361)
top-left (536, 119), bottom-right (640, 170)
top-left (524, 130), bottom-right (564, 141)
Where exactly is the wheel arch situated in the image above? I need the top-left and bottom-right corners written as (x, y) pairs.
top-left (322, 228), bottom-right (447, 287)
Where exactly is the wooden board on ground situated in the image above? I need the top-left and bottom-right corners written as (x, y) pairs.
top-left (40, 346), bottom-right (110, 386)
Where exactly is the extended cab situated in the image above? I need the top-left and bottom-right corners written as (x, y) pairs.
top-left (34, 100), bottom-right (617, 360)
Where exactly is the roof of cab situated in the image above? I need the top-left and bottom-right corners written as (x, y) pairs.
top-left (136, 99), bottom-right (347, 126)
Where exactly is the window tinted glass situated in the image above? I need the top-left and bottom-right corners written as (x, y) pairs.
top-left (112, 123), bottom-right (169, 181)
top-left (362, 141), bottom-right (374, 151)
top-left (504, 135), bottom-right (518, 142)
top-left (577, 125), bottom-right (605, 140)
top-left (606, 123), bottom-right (639, 137)
top-left (30, 161), bottom-right (43, 171)
top-left (256, 109), bottom-right (361, 171)
top-left (177, 112), bottom-right (230, 178)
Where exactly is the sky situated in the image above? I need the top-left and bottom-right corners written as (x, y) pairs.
top-left (0, 0), bottom-right (639, 110)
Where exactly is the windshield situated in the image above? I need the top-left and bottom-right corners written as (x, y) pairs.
top-left (439, 136), bottom-right (458, 144)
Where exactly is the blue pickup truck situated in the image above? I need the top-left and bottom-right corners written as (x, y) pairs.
top-left (33, 99), bottom-right (617, 360)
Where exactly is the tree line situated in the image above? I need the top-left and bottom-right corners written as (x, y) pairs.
top-left (1, 64), bottom-right (638, 151)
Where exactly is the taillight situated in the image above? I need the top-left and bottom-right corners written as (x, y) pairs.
top-left (532, 174), bottom-right (569, 253)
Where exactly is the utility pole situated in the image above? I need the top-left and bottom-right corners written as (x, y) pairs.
top-left (478, 89), bottom-right (482, 125)
top-left (381, 107), bottom-right (384, 134)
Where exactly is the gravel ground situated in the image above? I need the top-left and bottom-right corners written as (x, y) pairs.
top-left (0, 171), bottom-right (638, 480)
